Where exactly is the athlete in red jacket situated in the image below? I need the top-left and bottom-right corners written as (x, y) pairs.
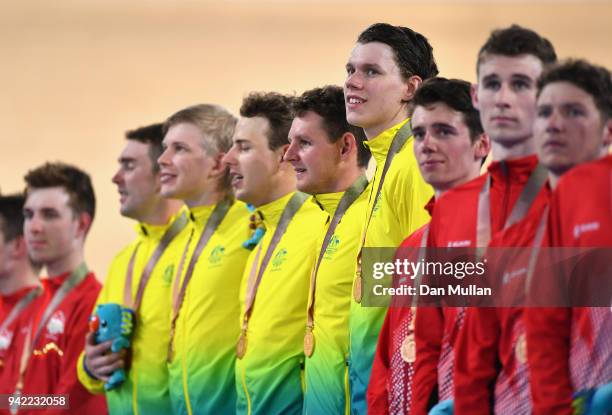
top-left (0, 194), bottom-right (41, 378)
top-left (1, 163), bottom-right (107, 415)
top-left (523, 60), bottom-right (612, 415)
top-left (456, 60), bottom-right (612, 415)
top-left (412, 25), bottom-right (558, 415)
top-left (367, 78), bottom-right (489, 415)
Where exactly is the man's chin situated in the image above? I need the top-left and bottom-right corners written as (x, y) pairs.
top-left (160, 188), bottom-right (179, 199)
top-left (234, 189), bottom-right (251, 204)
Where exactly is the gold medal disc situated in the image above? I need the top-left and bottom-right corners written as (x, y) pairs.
top-left (236, 333), bottom-right (247, 359)
top-left (353, 276), bottom-right (363, 303)
top-left (515, 333), bottom-right (527, 364)
top-left (304, 331), bottom-right (315, 357)
top-left (401, 334), bottom-right (416, 363)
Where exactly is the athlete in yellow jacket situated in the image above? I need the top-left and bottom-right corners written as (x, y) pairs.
top-left (344, 23), bottom-right (437, 413)
top-left (158, 104), bottom-right (250, 415)
top-left (224, 92), bottom-right (327, 415)
top-left (78, 124), bottom-right (185, 415)
top-left (284, 85), bottom-right (371, 415)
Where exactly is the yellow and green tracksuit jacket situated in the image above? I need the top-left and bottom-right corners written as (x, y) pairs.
top-left (77, 210), bottom-right (188, 415)
top-left (235, 192), bottom-right (327, 415)
top-left (349, 119), bottom-right (433, 414)
top-left (168, 200), bottom-right (251, 415)
top-left (303, 187), bottom-right (370, 415)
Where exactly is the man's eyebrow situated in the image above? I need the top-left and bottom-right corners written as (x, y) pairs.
top-left (511, 74), bottom-right (534, 83)
top-left (482, 74), bottom-right (499, 83)
top-left (118, 156), bottom-right (136, 163)
top-left (431, 122), bottom-right (457, 130)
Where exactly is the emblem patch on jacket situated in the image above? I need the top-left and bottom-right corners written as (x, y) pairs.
top-left (46, 311), bottom-right (66, 337)
top-left (0, 329), bottom-right (13, 350)
top-left (271, 248), bottom-right (288, 271)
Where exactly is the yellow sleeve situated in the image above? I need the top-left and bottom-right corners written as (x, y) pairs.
top-left (76, 245), bottom-right (131, 394)
top-left (76, 351), bottom-right (105, 394)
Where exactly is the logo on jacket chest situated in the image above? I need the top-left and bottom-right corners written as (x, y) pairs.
top-left (447, 240), bottom-right (471, 248)
top-left (45, 311), bottom-right (66, 339)
top-left (372, 193), bottom-right (383, 216)
top-left (162, 264), bottom-right (174, 285)
top-left (573, 221), bottom-right (600, 240)
top-left (208, 245), bottom-right (226, 266)
top-left (324, 235), bottom-right (341, 260)
top-left (271, 248), bottom-right (288, 271)
top-left (0, 329), bottom-right (13, 351)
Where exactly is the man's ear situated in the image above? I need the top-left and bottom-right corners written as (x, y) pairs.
top-left (8, 236), bottom-right (28, 260)
top-left (76, 212), bottom-right (93, 239)
top-left (208, 152), bottom-right (227, 180)
top-left (471, 83), bottom-right (480, 110)
top-left (338, 132), bottom-right (357, 161)
top-left (403, 75), bottom-right (423, 102)
top-left (602, 118), bottom-right (612, 148)
top-left (277, 143), bottom-right (290, 163)
top-left (473, 133), bottom-right (491, 161)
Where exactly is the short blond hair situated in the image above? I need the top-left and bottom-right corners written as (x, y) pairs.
top-left (164, 104), bottom-right (237, 155)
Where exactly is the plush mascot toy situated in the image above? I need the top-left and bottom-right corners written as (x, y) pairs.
top-left (89, 303), bottom-right (135, 391)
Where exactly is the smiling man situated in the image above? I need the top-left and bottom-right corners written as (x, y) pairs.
top-left (78, 123), bottom-right (185, 415)
top-left (343, 23), bottom-right (437, 414)
top-left (368, 77), bottom-right (489, 415)
top-left (157, 104), bottom-right (250, 415)
top-left (223, 92), bottom-right (327, 415)
top-left (284, 85), bottom-right (371, 415)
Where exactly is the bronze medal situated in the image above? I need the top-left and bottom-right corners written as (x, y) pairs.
top-left (353, 276), bottom-right (363, 303)
top-left (401, 333), bottom-right (416, 363)
top-left (304, 330), bottom-right (315, 357)
top-left (236, 332), bottom-right (247, 359)
top-left (515, 333), bottom-right (527, 364)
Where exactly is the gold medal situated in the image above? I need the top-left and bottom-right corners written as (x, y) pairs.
top-left (236, 332), bottom-right (247, 359)
top-left (515, 333), bottom-right (527, 364)
top-left (401, 333), bottom-right (416, 363)
top-left (353, 276), bottom-right (363, 303)
top-left (304, 329), bottom-right (315, 357)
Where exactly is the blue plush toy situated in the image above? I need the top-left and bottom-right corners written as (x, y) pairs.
top-left (89, 303), bottom-right (135, 391)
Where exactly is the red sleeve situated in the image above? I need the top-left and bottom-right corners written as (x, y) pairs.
top-left (367, 310), bottom-right (391, 415)
top-left (412, 306), bottom-right (443, 414)
top-left (523, 193), bottom-right (573, 415)
top-left (454, 307), bottom-right (499, 415)
top-left (41, 278), bottom-right (106, 415)
top-left (525, 307), bottom-right (573, 415)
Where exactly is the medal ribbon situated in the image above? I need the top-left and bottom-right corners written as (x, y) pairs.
top-left (238, 192), bottom-right (309, 358)
top-left (304, 176), bottom-right (368, 355)
top-left (15, 263), bottom-right (89, 392)
top-left (167, 200), bottom-right (232, 361)
top-left (123, 212), bottom-right (188, 310)
top-left (476, 162), bottom-right (547, 248)
top-left (0, 286), bottom-right (42, 336)
top-left (355, 121), bottom-right (413, 303)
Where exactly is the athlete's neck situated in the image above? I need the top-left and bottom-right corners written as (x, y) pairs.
top-left (253, 177), bottom-right (296, 208)
top-left (363, 109), bottom-right (409, 140)
top-left (184, 188), bottom-right (225, 209)
top-left (318, 167), bottom-right (365, 194)
top-left (433, 163), bottom-right (482, 197)
top-left (491, 138), bottom-right (535, 162)
top-left (46, 249), bottom-right (85, 277)
top-left (138, 199), bottom-right (183, 226)
top-left (0, 266), bottom-right (39, 296)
